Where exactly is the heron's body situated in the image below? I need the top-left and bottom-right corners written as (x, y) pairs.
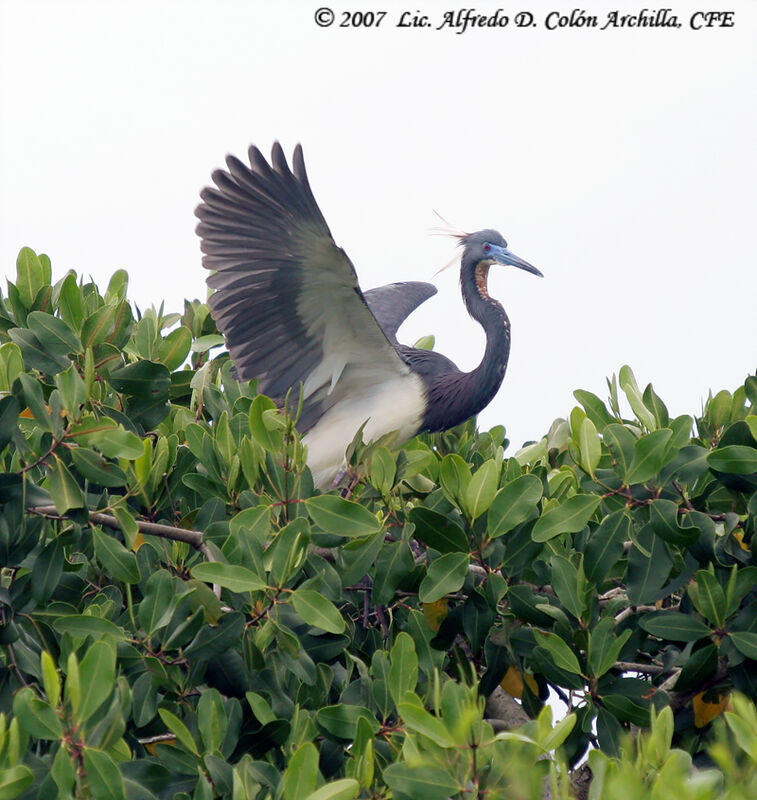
top-left (196, 144), bottom-right (541, 487)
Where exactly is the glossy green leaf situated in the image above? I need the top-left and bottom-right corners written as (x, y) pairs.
top-left (577, 416), bottom-right (601, 477)
top-left (487, 474), bottom-right (543, 538)
top-left (283, 743), bottom-right (319, 800)
top-left (16, 247), bottom-right (46, 309)
top-left (0, 766), bottom-right (34, 799)
top-left (640, 611), bottom-right (711, 642)
top-left (92, 528), bottom-right (140, 583)
top-left (397, 696), bottom-right (454, 747)
top-left (438, 453), bottom-right (471, 508)
top-left (626, 526), bottom-right (672, 605)
top-left (574, 388), bottom-right (615, 429)
top-left (27, 311), bottom-right (81, 355)
top-left (389, 632), bottom-right (418, 707)
top-left (291, 589), bottom-right (345, 634)
top-left (47, 454), bottom-right (86, 514)
top-left (158, 325), bottom-right (192, 370)
top-left (369, 445), bottom-right (396, 495)
top-left (81, 748), bottom-right (125, 800)
top-left (249, 395), bottom-right (282, 452)
top-left (77, 641), bottom-right (117, 724)
top-left (409, 507), bottom-right (468, 553)
top-left (533, 630), bottom-right (582, 674)
top-left (316, 705), bottom-right (379, 739)
top-left (730, 631), bottom-right (757, 659)
top-left (304, 779), bottom-right (360, 800)
top-left (707, 445), bottom-right (757, 475)
top-left (12, 687), bottom-right (62, 739)
top-left (70, 447), bottom-right (127, 486)
top-left (464, 459), bottom-right (499, 519)
top-left (626, 429), bottom-right (673, 484)
top-left (584, 510), bottom-right (630, 583)
top-left (603, 423), bottom-right (636, 482)
top-left (108, 359), bottom-right (170, 398)
top-left (306, 495), bottom-right (382, 537)
top-left (158, 709), bottom-right (199, 755)
top-left (191, 562), bottom-right (266, 594)
top-left (31, 537), bottom-right (64, 602)
top-left (532, 494), bottom-right (600, 542)
top-left (383, 763), bottom-right (459, 800)
top-left (418, 552), bottom-right (469, 603)
top-left (619, 365), bottom-right (657, 430)
top-left (689, 570), bottom-right (726, 627)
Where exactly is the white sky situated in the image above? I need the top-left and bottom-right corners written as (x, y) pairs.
top-left (2, 0), bottom-right (756, 451)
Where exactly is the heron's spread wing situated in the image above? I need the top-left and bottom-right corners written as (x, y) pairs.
top-left (363, 282), bottom-right (437, 343)
top-left (196, 143), bottom-right (415, 431)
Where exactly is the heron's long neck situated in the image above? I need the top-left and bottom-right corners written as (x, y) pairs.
top-left (421, 262), bottom-right (511, 432)
top-left (463, 262), bottom-right (511, 403)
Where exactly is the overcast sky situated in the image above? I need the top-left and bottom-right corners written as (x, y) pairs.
top-left (2, 0), bottom-right (756, 450)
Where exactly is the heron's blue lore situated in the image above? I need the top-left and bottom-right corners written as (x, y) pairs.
top-left (196, 144), bottom-right (542, 487)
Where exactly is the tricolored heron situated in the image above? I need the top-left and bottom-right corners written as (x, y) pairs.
top-left (196, 144), bottom-right (542, 487)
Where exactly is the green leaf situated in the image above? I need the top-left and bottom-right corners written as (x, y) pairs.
top-left (369, 538), bottom-right (415, 605)
top-left (16, 248), bottom-right (46, 310)
top-left (82, 748), bottom-right (126, 800)
top-left (730, 631), bottom-right (757, 660)
top-left (47, 454), bottom-right (86, 514)
top-left (648, 499), bottom-right (699, 545)
top-left (18, 372), bottom-right (54, 432)
top-left (707, 445), bottom-right (757, 475)
top-left (0, 766), bottom-right (34, 799)
top-left (69, 417), bottom-right (144, 459)
top-left (619, 365), bottom-right (657, 430)
top-left (626, 429), bottom-right (673, 484)
top-left (27, 311), bottom-right (81, 355)
top-left (626, 526), bottom-right (672, 605)
top-left (57, 272), bottom-right (84, 331)
top-left (77, 641), bottom-right (117, 725)
top-left (55, 364), bottom-right (87, 420)
top-left (70, 448), bottom-right (127, 486)
top-left (532, 494), bottom-right (601, 542)
top-left (92, 528), bottom-right (140, 584)
top-left (383, 763), bottom-right (459, 800)
top-left (533, 630), bottom-right (583, 674)
top-left (158, 709), bottom-right (199, 755)
top-left (137, 569), bottom-right (175, 635)
top-left (0, 342), bottom-right (24, 393)
top-left (487, 474), bottom-right (543, 538)
top-left (191, 333), bottom-right (225, 353)
top-left (584, 510), bottom-right (630, 583)
top-left (397, 696), bottom-right (454, 747)
top-left (389, 632), bottom-right (418, 707)
top-left (303, 779), bottom-right (360, 800)
top-left (603, 423), bottom-right (636, 482)
top-left (158, 325), bottom-right (193, 370)
top-left (283, 743), bottom-right (319, 800)
top-left (689, 570), bottom-right (727, 627)
top-left (316, 705), bottom-right (379, 739)
top-left (12, 687), bottom-right (62, 740)
top-left (197, 688), bottom-right (227, 755)
top-left (306, 495), bottom-right (382, 537)
top-left (577, 416), bottom-right (601, 477)
top-left (550, 555), bottom-right (585, 620)
top-left (464, 459), bottom-right (499, 520)
top-left (369, 445), bottom-right (396, 496)
top-left (52, 615), bottom-right (127, 644)
top-left (291, 589), bottom-right (346, 634)
top-left (40, 650), bottom-right (61, 708)
top-left (418, 552), bottom-right (469, 603)
top-left (191, 562), bottom-right (266, 594)
top-left (640, 611), bottom-right (711, 642)
top-left (31, 537), bottom-right (64, 602)
top-left (588, 618), bottom-right (633, 678)
top-left (249, 395), bottom-right (283, 452)
top-left (438, 453), bottom-right (471, 508)
top-left (409, 507), bottom-right (468, 553)
top-left (574, 388), bottom-right (615, 429)
top-left (108, 359), bottom-right (170, 398)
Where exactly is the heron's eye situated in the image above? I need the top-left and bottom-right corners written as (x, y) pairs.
top-left (483, 243), bottom-right (491, 252)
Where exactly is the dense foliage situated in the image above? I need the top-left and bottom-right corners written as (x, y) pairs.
top-left (1, 248), bottom-right (757, 800)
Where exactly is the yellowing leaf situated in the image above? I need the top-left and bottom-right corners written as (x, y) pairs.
top-left (693, 690), bottom-right (730, 727)
top-left (500, 665), bottom-right (524, 699)
top-left (422, 599), bottom-right (448, 632)
top-left (733, 532), bottom-right (750, 552)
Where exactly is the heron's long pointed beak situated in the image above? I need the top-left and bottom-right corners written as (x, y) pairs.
top-left (490, 244), bottom-right (543, 277)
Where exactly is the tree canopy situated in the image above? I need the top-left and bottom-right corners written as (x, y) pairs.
top-left (1, 248), bottom-right (757, 800)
